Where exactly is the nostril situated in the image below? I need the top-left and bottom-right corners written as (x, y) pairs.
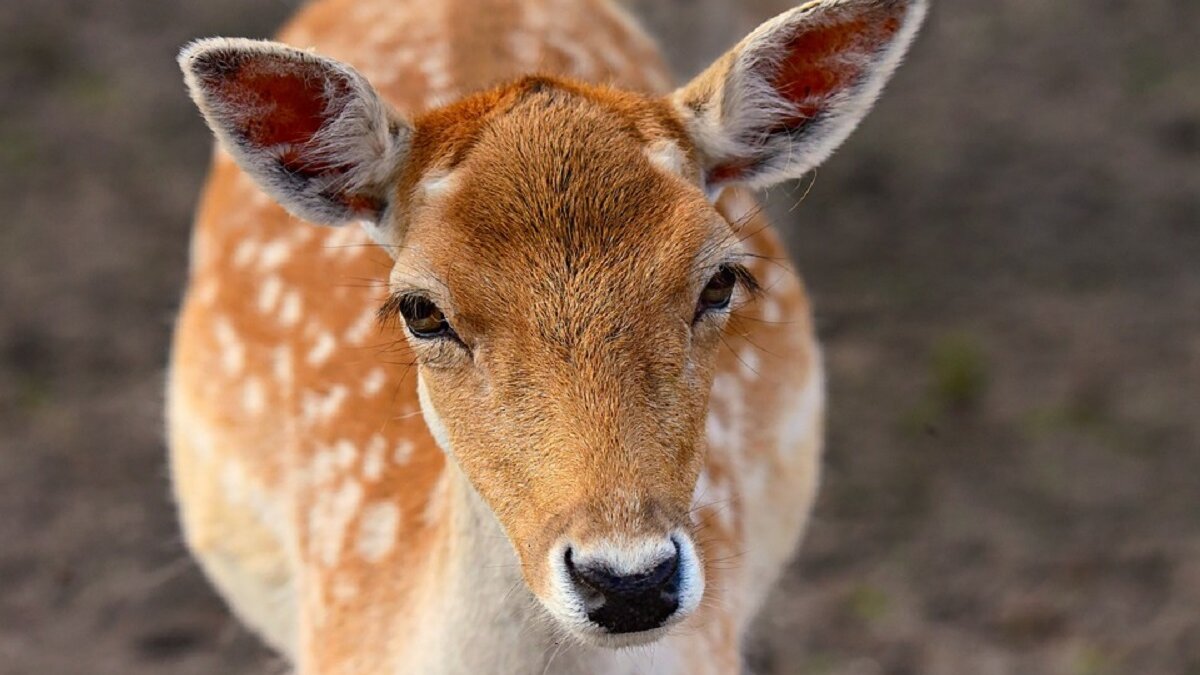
top-left (647, 548), bottom-right (679, 589)
top-left (564, 546), bottom-right (606, 611)
top-left (570, 551), bottom-right (677, 596)
top-left (563, 540), bottom-right (684, 634)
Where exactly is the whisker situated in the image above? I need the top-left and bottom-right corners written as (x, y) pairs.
top-left (787, 169), bottom-right (820, 213)
top-left (719, 333), bottom-right (761, 379)
top-left (540, 637), bottom-right (569, 675)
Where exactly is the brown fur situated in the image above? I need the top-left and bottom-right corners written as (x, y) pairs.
top-left (396, 79), bottom-right (726, 592)
top-left (170, 0), bottom-right (925, 671)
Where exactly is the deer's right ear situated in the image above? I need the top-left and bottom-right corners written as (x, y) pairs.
top-left (179, 38), bottom-right (410, 230)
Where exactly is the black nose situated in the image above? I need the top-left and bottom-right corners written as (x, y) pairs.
top-left (565, 543), bottom-right (682, 634)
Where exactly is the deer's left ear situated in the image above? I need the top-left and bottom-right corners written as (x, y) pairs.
top-left (669, 0), bottom-right (928, 197)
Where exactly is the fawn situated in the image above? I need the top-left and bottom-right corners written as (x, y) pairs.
top-left (170, 0), bottom-right (926, 672)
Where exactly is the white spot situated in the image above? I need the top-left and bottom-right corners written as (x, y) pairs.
top-left (777, 365), bottom-right (826, 457)
top-left (361, 367), bottom-right (387, 397)
top-left (706, 374), bottom-right (743, 452)
top-left (419, 54), bottom-right (453, 92)
top-left (335, 439), bottom-right (358, 470)
top-left (194, 278), bottom-right (219, 306)
top-left (307, 331), bottom-right (337, 366)
top-left (213, 317), bottom-right (245, 375)
top-left (393, 438), bottom-right (415, 465)
top-left (344, 306), bottom-right (378, 345)
top-left (221, 460), bottom-right (247, 503)
top-left (232, 240), bottom-right (259, 268)
top-left (216, 456), bottom-right (282, 543)
top-left (321, 226), bottom-right (367, 257)
top-left (302, 386), bottom-right (348, 421)
top-left (242, 377), bottom-right (266, 415)
top-left (645, 139), bottom-right (687, 176)
top-left (258, 276), bottom-right (283, 314)
top-left (291, 224), bottom-right (316, 245)
top-left (273, 347), bottom-right (293, 387)
top-left (694, 470), bottom-right (735, 531)
top-left (761, 299), bottom-right (782, 324)
top-left (418, 170), bottom-right (458, 200)
top-left (738, 348), bottom-right (762, 380)
top-left (412, 27), bottom-right (454, 99)
top-left (355, 500), bottom-right (400, 563)
top-left (309, 480), bottom-right (364, 567)
top-left (178, 412), bottom-right (217, 461)
top-left (311, 447), bottom-right (338, 486)
top-left (279, 291), bottom-right (303, 327)
top-left (259, 240), bottom-right (290, 270)
top-left (362, 435), bottom-right (387, 481)
top-left (711, 372), bottom-right (740, 404)
top-left (366, 21), bottom-right (397, 46)
top-left (422, 470), bottom-right (450, 527)
top-left (393, 48), bottom-right (417, 65)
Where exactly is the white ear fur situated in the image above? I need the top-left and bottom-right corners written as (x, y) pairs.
top-left (179, 38), bottom-right (411, 226)
top-left (670, 0), bottom-right (928, 197)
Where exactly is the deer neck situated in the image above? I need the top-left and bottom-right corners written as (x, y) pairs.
top-left (407, 464), bottom-right (568, 673)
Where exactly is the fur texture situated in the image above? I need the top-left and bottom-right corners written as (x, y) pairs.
top-left (169, 0), bottom-right (925, 672)
top-left (180, 38), bottom-right (411, 226)
top-left (671, 0), bottom-right (928, 195)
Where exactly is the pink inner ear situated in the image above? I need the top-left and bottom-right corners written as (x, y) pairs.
top-left (213, 58), bottom-right (351, 150)
top-left (706, 9), bottom-right (904, 187)
top-left (707, 159), bottom-right (757, 187)
top-left (771, 13), bottom-right (902, 127)
top-left (192, 49), bottom-right (388, 218)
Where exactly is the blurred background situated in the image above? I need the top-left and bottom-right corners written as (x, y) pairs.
top-left (1, 1), bottom-right (1197, 673)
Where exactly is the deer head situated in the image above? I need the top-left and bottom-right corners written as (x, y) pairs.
top-left (179, 0), bottom-right (926, 647)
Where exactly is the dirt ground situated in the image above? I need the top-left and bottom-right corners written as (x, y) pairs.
top-left (1, 1), bottom-right (1197, 674)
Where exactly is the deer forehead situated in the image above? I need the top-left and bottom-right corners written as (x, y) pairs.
top-left (401, 80), bottom-right (700, 215)
top-left (393, 88), bottom-right (732, 326)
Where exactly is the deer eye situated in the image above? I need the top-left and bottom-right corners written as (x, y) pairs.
top-left (399, 295), bottom-right (453, 339)
top-left (695, 265), bottom-right (737, 319)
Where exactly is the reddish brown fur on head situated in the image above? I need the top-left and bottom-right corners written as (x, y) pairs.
top-left (390, 79), bottom-right (729, 613)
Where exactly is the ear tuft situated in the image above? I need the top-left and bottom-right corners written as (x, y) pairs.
top-left (670, 0), bottom-right (928, 196)
top-left (179, 38), bottom-right (411, 226)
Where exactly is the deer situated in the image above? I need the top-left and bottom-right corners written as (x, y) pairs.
top-left (169, 0), bottom-right (926, 672)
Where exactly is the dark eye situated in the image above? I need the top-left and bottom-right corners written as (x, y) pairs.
top-left (399, 295), bottom-right (452, 339)
top-left (696, 266), bottom-right (737, 319)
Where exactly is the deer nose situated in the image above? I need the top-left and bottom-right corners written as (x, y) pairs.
top-left (564, 540), bottom-right (682, 634)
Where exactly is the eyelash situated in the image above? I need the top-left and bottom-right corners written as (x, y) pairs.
top-left (694, 263), bottom-right (761, 323)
